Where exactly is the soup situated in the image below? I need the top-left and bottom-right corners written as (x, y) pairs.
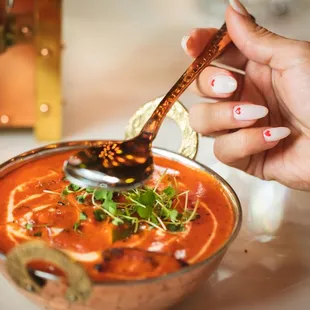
top-left (0, 150), bottom-right (234, 282)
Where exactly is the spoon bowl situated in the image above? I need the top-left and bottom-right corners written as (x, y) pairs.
top-left (64, 135), bottom-right (154, 190)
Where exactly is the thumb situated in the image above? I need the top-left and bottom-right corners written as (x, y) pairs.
top-left (226, 0), bottom-right (310, 71)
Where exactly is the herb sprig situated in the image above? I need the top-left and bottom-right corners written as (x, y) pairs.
top-left (60, 172), bottom-right (200, 238)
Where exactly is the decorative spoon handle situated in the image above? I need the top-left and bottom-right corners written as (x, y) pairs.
top-left (140, 23), bottom-right (231, 140)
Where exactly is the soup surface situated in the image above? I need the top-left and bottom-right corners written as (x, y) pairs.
top-left (0, 150), bottom-right (234, 281)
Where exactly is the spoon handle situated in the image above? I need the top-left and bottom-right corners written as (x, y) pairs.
top-left (140, 23), bottom-right (231, 140)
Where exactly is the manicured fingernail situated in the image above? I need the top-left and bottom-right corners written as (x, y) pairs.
top-left (181, 35), bottom-right (190, 52)
top-left (263, 127), bottom-right (291, 142)
top-left (233, 104), bottom-right (268, 121)
top-left (211, 75), bottom-right (237, 94)
top-left (229, 0), bottom-right (249, 16)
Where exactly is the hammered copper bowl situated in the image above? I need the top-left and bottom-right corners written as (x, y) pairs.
top-left (0, 141), bottom-right (242, 310)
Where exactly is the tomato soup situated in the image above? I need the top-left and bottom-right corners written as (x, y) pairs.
top-left (0, 150), bottom-right (234, 282)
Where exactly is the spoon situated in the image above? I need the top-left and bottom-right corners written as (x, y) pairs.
top-left (64, 22), bottom-right (231, 190)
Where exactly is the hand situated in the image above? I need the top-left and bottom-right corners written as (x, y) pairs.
top-left (183, 0), bottom-right (310, 191)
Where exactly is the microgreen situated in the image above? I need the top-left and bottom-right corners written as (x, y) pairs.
top-left (139, 190), bottom-right (156, 207)
top-left (76, 193), bottom-right (88, 204)
top-left (170, 209), bottom-right (179, 222)
top-left (72, 212), bottom-right (88, 233)
top-left (166, 223), bottom-right (185, 232)
top-left (25, 223), bottom-right (33, 230)
top-left (73, 222), bottom-right (81, 232)
top-left (103, 199), bottom-right (117, 215)
top-left (61, 183), bottom-right (84, 197)
top-left (94, 188), bottom-right (113, 201)
top-left (57, 174), bottom-right (200, 237)
top-left (79, 212), bottom-right (88, 221)
top-left (69, 184), bottom-right (80, 191)
top-left (93, 209), bottom-right (106, 222)
top-left (112, 221), bottom-right (135, 242)
top-left (163, 186), bottom-right (176, 199)
top-left (137, 204), bottom-right (152, 219)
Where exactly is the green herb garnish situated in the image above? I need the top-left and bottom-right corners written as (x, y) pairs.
top-left (94, 188), bottom-right (113, 201)
top-left (112, 221), bottom-right (135, 242)
top-left (86, 187), bottom-right (95, 193)
top-left (170, 209), bottom-right (179, 222)
top-left (72, 212), bottom-right (88, 233)
top-left (103, 199), bottom-right (117, 215)
top-left (163, 186), bottom-right (176, 198)
top-left (57, 172), bottom-right (200, 237)
top-left (93, 209), bottom-right (106, 222)
top-left (69, 184), bottom-right (80, 191)
top-left (166, 223), bottom-right (185, 232)
top-left (61, 183), bottom-right (85, 197)
top-left (79, 212), bottom-right (88, 221)
top-left (73, 222), bottom-right (81, 232)
top-left (25, 223), bottom-right (33, 230)
top-left (76, 192), bottom-right (89, 204)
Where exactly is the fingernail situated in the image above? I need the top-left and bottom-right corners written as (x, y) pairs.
top-left (229, 0), bottom-right (249, 16)
top-left (211, 75), bottom-right (237, 94)
top-left (181, 35), bottom-right (190, 52)
top-left (263, 127), bottom-right (291, 142)
top-left (233, 104), bottom-right (268, 121)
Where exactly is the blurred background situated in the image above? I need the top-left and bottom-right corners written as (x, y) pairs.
top-left (1, 1), bottom-right (310, 309)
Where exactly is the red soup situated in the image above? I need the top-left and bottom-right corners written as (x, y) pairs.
top-left (0, 151), bottom-right (234, 282)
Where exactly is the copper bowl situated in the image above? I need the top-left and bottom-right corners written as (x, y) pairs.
top-left (0, 140), bottom-right (242, 310)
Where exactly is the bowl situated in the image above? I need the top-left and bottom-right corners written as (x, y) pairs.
top-left (0, 140), bottom-right (242, 310)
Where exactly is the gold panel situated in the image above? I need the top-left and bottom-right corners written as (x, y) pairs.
top-left (0, 0), bottom-right (62, 141)
top-left (34, 0), bottom-right (62, 141)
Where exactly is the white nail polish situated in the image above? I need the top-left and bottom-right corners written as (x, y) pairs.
top-left (233, 104), bottom-right (268, 121)
top-left (181, 35), bottom-right (190, 52)
top-left (211, 75), bottom-right (237, 94)
top-left (263, 127), bottom-right (291, 142)
top-left (229, 0), bottom-right (248, 16)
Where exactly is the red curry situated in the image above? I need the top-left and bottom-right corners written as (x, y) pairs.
top-left (0, 151), bottom-right (234, 281)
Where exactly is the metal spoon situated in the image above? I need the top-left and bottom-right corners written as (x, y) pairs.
top-left (64, 23), bottom-right (231, 190)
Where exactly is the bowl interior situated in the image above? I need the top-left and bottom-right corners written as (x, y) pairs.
top-left (0, 140), bottom-right (242, 286)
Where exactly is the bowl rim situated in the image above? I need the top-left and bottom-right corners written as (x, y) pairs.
top-left (0, 140), bottom-right (242, 286)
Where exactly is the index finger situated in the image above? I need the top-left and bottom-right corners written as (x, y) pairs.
top-left (182, 28), bottom-right (248, 70)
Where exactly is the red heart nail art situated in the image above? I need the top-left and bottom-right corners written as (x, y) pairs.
top-left (235, 107), bottom-right (241, 115)
top-left (211, 79), bottom-right (215, 87)
top-left (264, 130), bottom-right (271, 137)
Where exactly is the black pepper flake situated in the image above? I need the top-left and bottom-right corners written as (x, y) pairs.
top-left (94, 264), bottom-right (104, 272)
top-left (244, 249), bottom-right (248, 253)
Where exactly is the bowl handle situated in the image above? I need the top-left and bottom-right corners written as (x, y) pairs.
top-left (125, 96), bottom-right (199, 160)
top-left (5, 240), bottom-right (92, 302)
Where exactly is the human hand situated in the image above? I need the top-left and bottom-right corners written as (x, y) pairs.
top-left (183, 0), bottom-right (310, 191)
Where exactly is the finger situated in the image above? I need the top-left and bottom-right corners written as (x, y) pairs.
top-left (190, 66), bottom-right (240, 99)
top-left (181, 28), bottom-right (217, 58)
top-left (214, 126), bottom-right (291, 166)
top-left (181, 28), bottom-right (247, 70)
top-left (189, 102), bottom-right (269, 136)
top-left (201, 130), bottom-right (229, 138)
top-left (226, 0), bottom-right (310, 70)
